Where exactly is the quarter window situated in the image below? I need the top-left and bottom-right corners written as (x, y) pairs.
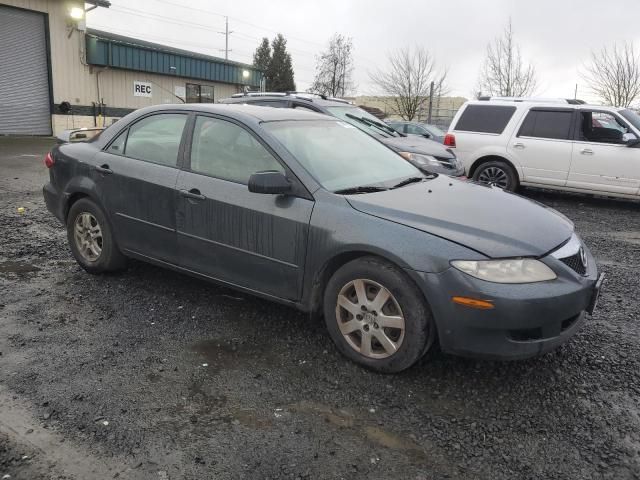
top-left (454, 105), bottom-right (516, 134)
top-left (190, 116), bottom-right (284, 184)
top-left (518, 110), bottom-right (573, 140)
top-left (107, 130), bottom-right (127, 155)
top-left (124, 114), bottom-right (187, 167)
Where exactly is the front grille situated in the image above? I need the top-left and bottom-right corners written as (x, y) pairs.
top-left (559, 252), bottom-right (586, 275)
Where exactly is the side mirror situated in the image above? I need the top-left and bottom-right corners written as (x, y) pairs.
top-left (248, 171), bottom-right (291, 195)
top-left (623, 132), bottom-right (640, 147)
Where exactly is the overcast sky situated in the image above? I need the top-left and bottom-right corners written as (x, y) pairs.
top-left (88, 0), bottom-right (640, 102)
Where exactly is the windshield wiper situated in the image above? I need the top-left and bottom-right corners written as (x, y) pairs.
top-left (391, 176), bottom-right (425, 189)
top-left (344, 113), bottom-right (403, 137)
top-left (333, 185), bottom-right (388, 195)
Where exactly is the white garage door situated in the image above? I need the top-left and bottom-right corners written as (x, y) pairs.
top-left (0, 5), bottom-right (51, 135)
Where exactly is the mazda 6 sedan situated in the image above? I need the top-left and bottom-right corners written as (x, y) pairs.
top-left (43, 104), bottom-right (604, 372)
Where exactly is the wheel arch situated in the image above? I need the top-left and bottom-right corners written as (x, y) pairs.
top-left (306, 249), bottom-right (431, 323)
top-left (468, 155), bottom-right (520, 181)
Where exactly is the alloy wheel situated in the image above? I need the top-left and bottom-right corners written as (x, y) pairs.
top-left (335, 278), bottom-right (405, 359)
top-left (477, 166), bottom-right (509, 189)
top-left (74, 212), bottom-right (103, 262)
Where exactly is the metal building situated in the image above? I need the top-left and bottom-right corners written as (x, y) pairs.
top-left (0, 1), bottom-right (262, 136)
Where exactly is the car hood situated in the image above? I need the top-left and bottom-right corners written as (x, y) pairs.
top-left (380, 135), bottom-right (454, 158)
top-left (346, 177), bottom-right (574, 258)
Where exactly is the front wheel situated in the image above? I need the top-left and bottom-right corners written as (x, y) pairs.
top-left (323, 256), bottom-right (436, 373)
top-left (473, 160), bottom-right (518, 191)
top-left (66, 198), bottom-right (126, 274)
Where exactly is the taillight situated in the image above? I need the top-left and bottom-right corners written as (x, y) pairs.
top-left (444, 133), bottom-right (456, 148)
top-left (44, 152), bottom-right (54, 168)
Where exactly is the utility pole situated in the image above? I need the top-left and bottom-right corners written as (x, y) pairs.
top-left (218, 16), bottom-right (233, 60)
top-left (574, 83), bottom-right (578, 100)
top-left (427, 81), bottom-right (435, 124)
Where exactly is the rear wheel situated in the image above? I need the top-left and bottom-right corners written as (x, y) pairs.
top-left (66, 198), bottom-right (126, 274)
top-left (323, 256), bottom-right (436, 373)
top-left (473, 160), bottom-right (518, 191)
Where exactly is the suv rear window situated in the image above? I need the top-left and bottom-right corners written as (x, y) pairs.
top-left (518, 110), bottom-right (573, 140)
top-left (454, 105), bottom-right (516, 134)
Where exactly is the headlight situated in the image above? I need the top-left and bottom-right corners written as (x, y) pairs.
top-left (451, 259), bottom-right (557, 283)
top-left (398, 152), bottom-right (441, 167)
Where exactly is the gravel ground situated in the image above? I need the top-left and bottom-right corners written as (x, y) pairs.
top-left (1, 137), bottom-right (640, 479)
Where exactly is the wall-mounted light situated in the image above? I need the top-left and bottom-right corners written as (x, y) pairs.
top-left (69, 7), bottom-right (85, 20)
top-left (242, 70), bottom-right (250, 79)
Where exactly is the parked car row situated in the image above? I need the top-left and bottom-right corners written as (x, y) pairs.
top-left (43, 96), bottom-right (604, 372)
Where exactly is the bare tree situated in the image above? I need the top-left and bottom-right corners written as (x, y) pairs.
top-left (369, 47), bottom-right (447, 121)
top-left (583, 42), bottom-right (640, 107)
top-left (310, 34), bottom-right (355, 97)
top-left (478, 20), bottom-right (537, 97)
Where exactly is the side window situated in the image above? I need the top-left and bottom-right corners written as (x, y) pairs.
top-left (107, 130), bottom-right (127, 155)
top-left (454, 105), bottom-right (517, 134)
top-left (406, 124), bottom-right (427, 135)
top-left (580, 111), bottom-right (628, 144)
top-left (190, 116), bottom-right (284, 184)
top-left (125, 114), bottom-right (187, 167)
top-left (518, 110), bottom-right (573, 140)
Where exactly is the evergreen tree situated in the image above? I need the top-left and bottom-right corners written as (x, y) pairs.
top-left (267, 34), bottom-right (296, 92)
top-left (252, 37), bottom-right (271, 73)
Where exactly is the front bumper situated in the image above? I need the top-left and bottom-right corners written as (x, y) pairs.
top-left (412, 247), bottom-right (600, 360)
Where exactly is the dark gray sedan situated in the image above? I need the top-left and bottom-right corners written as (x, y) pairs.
top-left (43, 104), bottom-right (603, 372)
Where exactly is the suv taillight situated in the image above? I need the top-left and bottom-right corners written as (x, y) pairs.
top-left (44, 152), bottom-right (54, 168)
top-left (444, 133), bottom-right (456, 147)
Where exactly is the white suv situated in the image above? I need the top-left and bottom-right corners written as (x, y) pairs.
top-left (445, 98), bottom-right (640, 199)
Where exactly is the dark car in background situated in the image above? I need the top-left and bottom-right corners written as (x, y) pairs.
top-left (43, 104), bottom-right (602, 372)
top-left (387, 121), bottom-right (447, 143)
top-left (219, 92), bottom-right (464, 177)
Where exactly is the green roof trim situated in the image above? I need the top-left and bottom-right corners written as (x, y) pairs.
top-left (85, 29), bottom-right (262, 88)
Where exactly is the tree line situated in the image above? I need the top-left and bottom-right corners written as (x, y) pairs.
top-left (252, 23), bottom-right (640, 120)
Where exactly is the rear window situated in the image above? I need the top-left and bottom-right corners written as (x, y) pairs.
top-left (518, 110), bottom-right (573, 140)
top-left (454, 105), bottom-right (516, 134)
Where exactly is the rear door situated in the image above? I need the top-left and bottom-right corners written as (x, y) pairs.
top-left (94, 112), bottom-right (189, 263)
top-left (176, 114), bottom-right (314, 300)
top-left (567, 110), bottom-right (640, 195)
top-left (507, 108), bottom-right (575, 186)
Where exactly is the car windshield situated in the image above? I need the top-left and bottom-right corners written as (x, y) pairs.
top-left (619, 109), bottom-right (640, 132)
top-left (425, 124), bottom-right (445, 137)
top-left (264, 120), bottom-right (420, 192)
top-left (325, 106), bottom-right (399, 137)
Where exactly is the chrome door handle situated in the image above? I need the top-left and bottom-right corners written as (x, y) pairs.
top-left (580, 148), bottom-right (594, 155)
top-left (95, 164), bottom-right (113, 174)
top-left (180, 189), bottom-right (206, 201)
top-left (512, 142), bottom-right (525, 149)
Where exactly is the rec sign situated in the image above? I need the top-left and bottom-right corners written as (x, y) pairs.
top-left (133, 81), bottom-right (152, 97)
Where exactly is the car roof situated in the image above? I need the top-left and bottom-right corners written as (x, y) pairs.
top-left (220, 94), bottom-right (355, 108)
top-left (464, 99), bottom-right (625, 112)
top-left (124, 103), bottom-right (333, 121)
top-left (94, 103), bottom-right (334, 147)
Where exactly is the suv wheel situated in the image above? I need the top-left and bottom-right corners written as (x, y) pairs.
top-left (323, 256), bottom-right (436, 373)
top-left (67, 198), bottom-right (126, 274)
top-left (473, 160), bottom-right (518, 191)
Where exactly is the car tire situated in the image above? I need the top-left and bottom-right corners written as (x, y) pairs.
top-left (66, 198), bottom-right (126, 274)
top-left (323, 256), bottom-right (436, 373)
top-left (473, 160), bottom-right (518, 191)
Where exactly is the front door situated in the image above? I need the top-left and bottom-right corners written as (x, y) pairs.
top-left (567, 110), bottom-right (640, 195)
top-left (176, 114), bottom-right (314, 300)
top-left (94, 112), bottom-right (189, 263)
top-left (507, 108), bottom-right (575, 186)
